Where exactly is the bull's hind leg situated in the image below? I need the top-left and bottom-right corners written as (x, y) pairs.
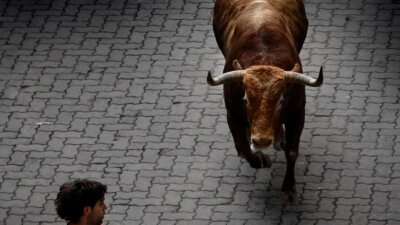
top-left (282, 110), bottom-right (305, 202)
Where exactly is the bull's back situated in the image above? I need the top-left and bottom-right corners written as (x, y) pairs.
top-left (213, 0), bottom-right (308, 56)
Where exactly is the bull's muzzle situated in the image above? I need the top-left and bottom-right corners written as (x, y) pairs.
top-left (250, 125), bottom-right (286, 154)
top-left (250, 136), bottom-right (272, 154)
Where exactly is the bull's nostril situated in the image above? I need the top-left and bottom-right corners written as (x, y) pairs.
top-left (251, 137), bottom-right (259, 146)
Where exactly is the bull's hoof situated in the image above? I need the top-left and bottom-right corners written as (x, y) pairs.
top-left (273, 141), bottom-right (285, 151)
top-left (247, 152), bottom-right (272, 168)
top-left (282, 188), bottom-right (298, 204)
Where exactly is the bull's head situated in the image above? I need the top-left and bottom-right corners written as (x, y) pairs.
top-left (207, 60), bottom-right (323, 154)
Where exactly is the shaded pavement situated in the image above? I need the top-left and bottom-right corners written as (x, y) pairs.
top-left (0, 0), bottom-right (400, 224)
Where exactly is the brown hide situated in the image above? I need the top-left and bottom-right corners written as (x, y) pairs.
top-left (212, 0), bottom-right (311, 199)
top-left (213, 0), bottom-right (308, 66)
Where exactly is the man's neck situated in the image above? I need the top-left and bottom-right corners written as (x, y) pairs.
top-left (68, 218), bottom-right (89, 225)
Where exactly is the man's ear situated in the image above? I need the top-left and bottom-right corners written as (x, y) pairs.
top-left (233, 60), bottom-right (243, 70)
top-left (83, 206), bottom-right (92, 216)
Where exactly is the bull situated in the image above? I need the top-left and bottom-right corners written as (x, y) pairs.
top-left (207, 0), bottom-right (323, 200)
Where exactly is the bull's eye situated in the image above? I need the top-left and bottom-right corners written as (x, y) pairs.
top-left (243, 94), bottom-right (248, 105)
top-left (243, 97), bottom-right (248, 106)
top-left (278, 94), bottom-right (285, 106)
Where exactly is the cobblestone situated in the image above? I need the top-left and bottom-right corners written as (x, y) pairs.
top-left (0, 0), bottom-right (399, 224)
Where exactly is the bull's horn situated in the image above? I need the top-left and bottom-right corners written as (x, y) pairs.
top-left (207, 70), bottom-right (246, 86)
top-left (284, 67), bottom-right (323, 87)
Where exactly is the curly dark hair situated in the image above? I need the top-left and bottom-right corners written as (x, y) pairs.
top-left (55, 179), bottom-right (107, 223)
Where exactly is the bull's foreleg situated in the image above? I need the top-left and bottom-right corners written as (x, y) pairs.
top-left (282, 110), bottom-right (304, 202)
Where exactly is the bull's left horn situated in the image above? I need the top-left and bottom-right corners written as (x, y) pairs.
top-left (207, 70), bottom-right (246, 86)
top-left (284, 67), bottom-right (323, 87)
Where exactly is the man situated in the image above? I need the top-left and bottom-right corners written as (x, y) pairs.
top-left (55, 179), bottom-right (107, 225)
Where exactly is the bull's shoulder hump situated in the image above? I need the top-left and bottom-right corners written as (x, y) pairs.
top-left (214, 0), bottom-right (306, 28)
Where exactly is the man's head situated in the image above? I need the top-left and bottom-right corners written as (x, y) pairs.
top-left (55, 179), bottom-right (107, 225)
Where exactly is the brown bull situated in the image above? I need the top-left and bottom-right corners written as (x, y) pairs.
top-left (207, 0), bottom-right (323, 200)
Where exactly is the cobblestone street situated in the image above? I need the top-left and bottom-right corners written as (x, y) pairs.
top-left (0, 0), bottom-right (400, 224)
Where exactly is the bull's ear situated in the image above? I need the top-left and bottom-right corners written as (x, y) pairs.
top-left (291, 63), bottom-right (301, 72)
top-left (233, 60), bottom-right (243, 70)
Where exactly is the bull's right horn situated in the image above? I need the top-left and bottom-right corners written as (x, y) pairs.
top-left (284, 67), bottom-right (323, 87)
top-left (207, 70), bottom-right (246, 86)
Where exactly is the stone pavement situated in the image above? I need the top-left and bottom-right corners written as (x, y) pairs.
top-left (0, 0), bottom-right (399, 224)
